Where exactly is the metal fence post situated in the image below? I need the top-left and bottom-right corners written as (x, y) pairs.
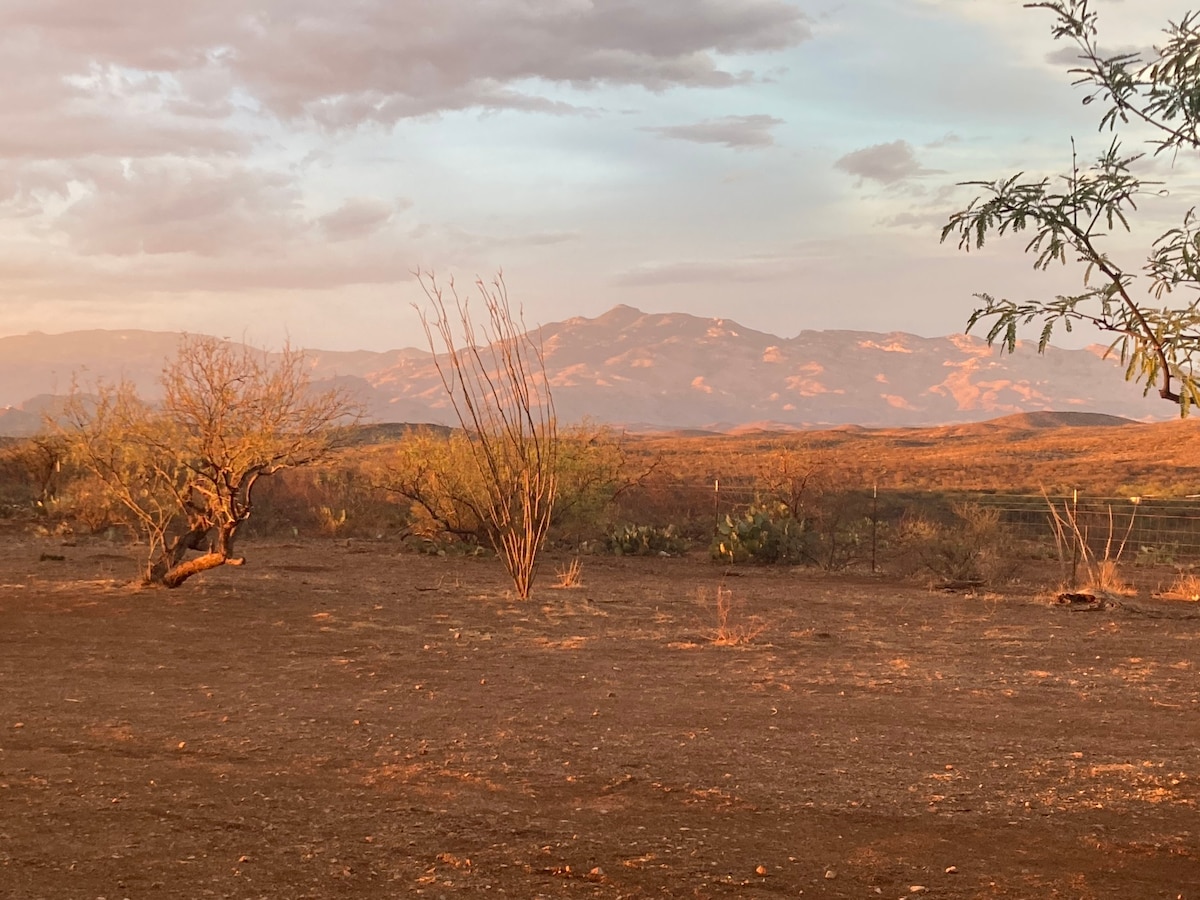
top-left (871, 483), bottom-right (878, 574)
top-left (1071, 488), bottom-right (1079, 587)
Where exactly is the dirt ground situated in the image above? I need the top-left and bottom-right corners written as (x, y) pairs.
top-left (1, 535), bottom-right (1199, 899)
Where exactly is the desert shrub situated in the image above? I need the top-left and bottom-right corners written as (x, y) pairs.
top-left (55, 472), bottom-right (126, 534)
top-left (551, 423), bottom-right (641, 545)
top-left (711, 500), bottom-right (806, 564)
top-left (244, 459), bottom-right (406, 539)
top-left (753, 450), bottom-right (879, 570)
top-left (1135, 543), bottom-right (1179, 567)
top-left (0, 435), bottom-right (67, 515)
top-left (796, 491), bottom-right (875, 572)
top-left (608, 485), bottom-right (698, 541)
top-left (373, 429), bottom-right (489, 544)
top-left (1045, 493), bottom-right (1137, 591)
top-left (893, 501), bottom-right (1017, 584)
top-left (377, 423), bottom-right (644, 550)
top-left (604, 523), bottom-right (687, 557)
top-left (700, 584), bottom-right (766, 646)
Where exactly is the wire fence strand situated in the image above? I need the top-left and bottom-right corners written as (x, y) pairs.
top-left (615, 478), bottom-right (1200, 564)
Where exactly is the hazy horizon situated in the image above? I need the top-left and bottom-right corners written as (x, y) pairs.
top-left (0, 302), bottom-right (1123, 356)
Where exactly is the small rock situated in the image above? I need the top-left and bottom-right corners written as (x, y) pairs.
top-left (755, 865), bottom-right (767, 876)
top-left (824, 869), bottom-right (837, 880)
top-left (945, 865), bottom-right (958, 874)
top-left (909, 887), bottom-right (927, 894)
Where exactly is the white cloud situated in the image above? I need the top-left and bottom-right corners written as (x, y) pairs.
top-left (613, 254), bottom-right (802, 286)
top-left (5, 0), bottom-right (812, 128)
top-left (318, 197), bottom-right (402, 242)
top-left (56, 161), bottom-right (308, 257)
top-left (643, 114), bottom-right (783, 149)
top-left (835, 140), bottom-right (941, 185)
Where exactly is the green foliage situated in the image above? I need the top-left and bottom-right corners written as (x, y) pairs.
top-left (1134, 542), bottom-right (1179, 567)
top-left (552, 423), bottom-right (635, 542)
top-left (376, 429), bottom-right (488, 543)
top-left (711, 500), bottom-right (805, 564)
top-left (943, 1), bottom-right (1200, 414)
top-left (604, 523), bottom-right (687, 557)
top-left (381, 422), bottom-right (640, 548)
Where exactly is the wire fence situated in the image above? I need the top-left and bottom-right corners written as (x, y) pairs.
top-left (971, 493), bottom-right (1200, 564)
top-left (615, 477), bottom-right (1200, 565)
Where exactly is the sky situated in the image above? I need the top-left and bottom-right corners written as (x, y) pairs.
top-left (1, 0), bottom-right (1197, 351)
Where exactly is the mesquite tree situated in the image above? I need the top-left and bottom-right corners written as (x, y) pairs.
top-left (943, 1), bottom-right (1200, 413)
top-left (415, 271), bottom-right (557, 599)
top-left (64, 336), bottom-right (357, 587)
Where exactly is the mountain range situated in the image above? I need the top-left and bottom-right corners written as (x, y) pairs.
top-left (0, 305), bottom-right (1173, 436)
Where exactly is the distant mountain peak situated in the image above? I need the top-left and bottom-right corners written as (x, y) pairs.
top-left (0, 312), bottom-right (1173, 433)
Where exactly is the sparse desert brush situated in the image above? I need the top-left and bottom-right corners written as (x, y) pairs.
top-left (700, 584), bottom-right (766, 646)
top-left (1044, 491), bottom-right (1137, 592)
top-left (606, 523), bottom-right (687, 557)
top-left (553, 557), bottom-right (584, 589)
top-left (1161, 572), bottom-right (1200, 602)
top-left (315, 505), bottom-right (348, 537)
top-left (1086, 559), bottom-right (1136, 596)
top-left (893, 501), bottom-right (1017, 585)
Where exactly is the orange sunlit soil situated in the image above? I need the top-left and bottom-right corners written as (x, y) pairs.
top-left (2, 536), bottom-right (1198, 897)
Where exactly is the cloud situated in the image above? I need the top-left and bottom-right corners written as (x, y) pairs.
top-left (834, 140), bottom-right (941, 185)
top-left (878, 210), bottom-right (949, 230)
top-left (5, 1), bottom-right (812, 130)
top-left (1044, 42), bottom-right (1156, 68)
top-left (56, 160), bottom-right (309, 257)
top-left (925, 132), bottom-right (961, 149)
top-left (612, 254), bottom-right (800, 286)
top-left (318, 197), bottom-right (403, 242)
top-left (0, 0), bottom-right (814, 304)
top-left (643, 114), bottom-right (783, 149)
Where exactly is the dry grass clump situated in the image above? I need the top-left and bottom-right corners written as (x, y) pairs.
top-left (553, 557), bottom-right (584, 589)
top-left (1158, 572), bottom-right (1200, 602)
top-left (702, 584), bottom-right (766, 646)
top-left (1045, 491), bottom-right (1138, 594)
top-left (1086, 559), bottom-right (1136, 597)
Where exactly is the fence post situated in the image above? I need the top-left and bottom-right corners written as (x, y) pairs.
top-left (713, 479), bottom-right (720, 533)
top-left (1071, 488), bottom-right (1079, 587)
top-left (871, 483), bottom-right (878, 574)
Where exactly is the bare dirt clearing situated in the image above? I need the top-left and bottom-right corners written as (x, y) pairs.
top-left (1, 538), bottom-right (1198, 898)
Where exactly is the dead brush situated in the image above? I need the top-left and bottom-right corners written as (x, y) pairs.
top-left (1044, 490), bottom-right (1137, 595)
top-left (1161, 572), bottom-right (1200, 601)
top-left (552, 557), bottom-right (584, 589)
top-left (702, 584), bottom-right (766, 646)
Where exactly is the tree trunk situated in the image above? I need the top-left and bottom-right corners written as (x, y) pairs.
top-left (145, 522), bottom-right (244, 589)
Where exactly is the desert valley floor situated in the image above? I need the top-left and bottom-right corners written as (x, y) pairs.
top-left (2, 536), bottom-right (1199, 898)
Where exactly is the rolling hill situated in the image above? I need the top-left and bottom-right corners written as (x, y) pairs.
top-left (0, 306), bottom-right (1174, 435)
